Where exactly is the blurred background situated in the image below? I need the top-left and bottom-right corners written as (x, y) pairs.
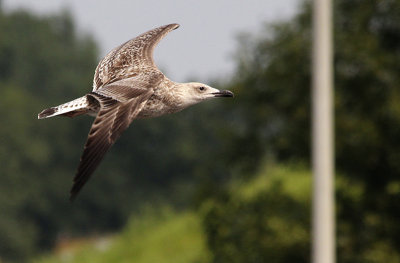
top-left (0, 0), bottom-right (400, 262)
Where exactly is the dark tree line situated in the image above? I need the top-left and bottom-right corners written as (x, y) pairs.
top-left (201, 1), bottom-right (400, 262)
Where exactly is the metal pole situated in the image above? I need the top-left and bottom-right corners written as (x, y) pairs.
top-left (312, 0), bottom-right (335, 262)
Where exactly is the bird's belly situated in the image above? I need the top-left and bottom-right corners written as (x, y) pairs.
top-left (137, 98), bottom-right (181, 119)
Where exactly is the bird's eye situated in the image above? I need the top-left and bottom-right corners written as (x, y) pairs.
top-left (199, 86), bottom-right (205, 91)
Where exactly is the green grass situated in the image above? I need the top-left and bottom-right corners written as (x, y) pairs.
top-left (35, 208), bottom-right (209, 263)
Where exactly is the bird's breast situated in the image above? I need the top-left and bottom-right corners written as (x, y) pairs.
top-left (137, 93), bottom-right (184, 119)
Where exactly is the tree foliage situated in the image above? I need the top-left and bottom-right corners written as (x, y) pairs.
top-left (202, 166), bottom-right (311, 263)
top-left (201, 0), bottom-right (400, 262)
top-left (0, 9), bottom-right (99, 261)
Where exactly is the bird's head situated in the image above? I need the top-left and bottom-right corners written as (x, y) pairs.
top-left (177, 82), bottom-right (234, 107)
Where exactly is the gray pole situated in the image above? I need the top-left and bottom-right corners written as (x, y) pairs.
top-left (312, 0), bottom-right (335, 262)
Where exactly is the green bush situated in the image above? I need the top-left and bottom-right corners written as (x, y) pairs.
top-left (201, 165), bottom-right (311, 263)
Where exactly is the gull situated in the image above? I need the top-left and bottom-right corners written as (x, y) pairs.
top-left (38, 24), bottom-right (234, 201)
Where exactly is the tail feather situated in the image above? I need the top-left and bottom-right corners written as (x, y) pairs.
top-left (38, 107), bottom-right (57, 119)
top-left (37, 96), bottom-right (91, 119)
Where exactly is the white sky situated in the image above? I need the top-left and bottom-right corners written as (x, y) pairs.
top-left (3, 0), bottom-right (301, 81)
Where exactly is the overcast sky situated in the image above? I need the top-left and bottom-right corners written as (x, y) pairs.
top-left (3, 0), bottom-right (301, 81)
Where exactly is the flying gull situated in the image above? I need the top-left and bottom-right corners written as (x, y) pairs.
top-left (38, 23), bottom-right (234, 201)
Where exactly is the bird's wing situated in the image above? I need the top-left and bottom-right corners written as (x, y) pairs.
top-left (93, 23), bottom-right (179, 90)
top-left (70, 78), bottom-right (155, 201)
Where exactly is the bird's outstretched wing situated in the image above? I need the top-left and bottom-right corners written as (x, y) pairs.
top-left (70, 78), bottom-right (155, 201)
top-left (93, 23), bottom-right (179, 90)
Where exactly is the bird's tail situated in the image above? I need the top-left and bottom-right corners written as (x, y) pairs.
top-left (38, 95), bottom-right (91, 119)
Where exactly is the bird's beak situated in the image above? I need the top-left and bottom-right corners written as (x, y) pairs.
top-left (212, 90), bottom-right (234, 98)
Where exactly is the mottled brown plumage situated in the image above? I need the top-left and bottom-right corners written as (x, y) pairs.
top-left (38, 24), bottom-right (234, 201)
top-left (93, 24), bottom-right (178, 90)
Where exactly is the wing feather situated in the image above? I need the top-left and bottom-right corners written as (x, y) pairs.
top-left (70, 90), bottom-right (153, 201)
top-left (93, 23), bottom-right (179, 90)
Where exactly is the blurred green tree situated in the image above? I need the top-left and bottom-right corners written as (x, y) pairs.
top-left (200, 0), bottom-right (400, 262)
top-left (0, 9), bottom-right (99, 261)
top-left (202, 166), bottom-right (311, 263)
